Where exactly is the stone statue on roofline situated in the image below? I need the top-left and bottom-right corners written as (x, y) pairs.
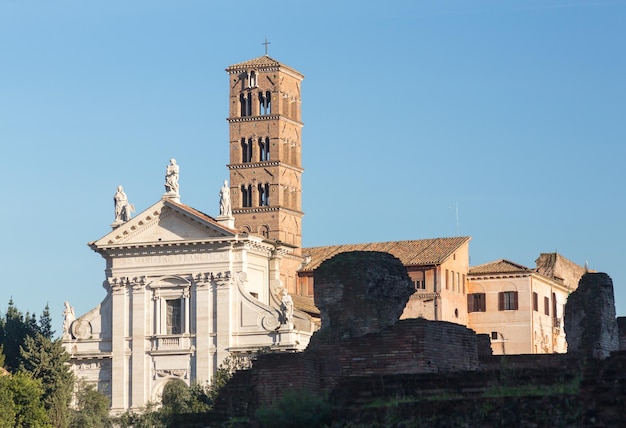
top-left (62, 301), bottom-right (75, 339)
top-left (280, 288), bottom-right (294, 328)
top-left (113, 185), bottom-right (134, 225)
top-left (164, 158), bottom-right (180, 196)
top-left (219, 179), bottom-right (232, 217)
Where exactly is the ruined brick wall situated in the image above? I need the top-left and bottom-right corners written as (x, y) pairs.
top-left (251, 353), bottom-right (320, 406)
top-left (617, 317), bottom-right (626, 351)
top-left (564, 272), bottom-right (619, 359)
top-left (314, 251), bottom-right (414, 339)
top-left (312, 318), bottom-right (479, 392)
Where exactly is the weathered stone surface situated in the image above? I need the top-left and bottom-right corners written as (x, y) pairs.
top-left (617, 317), bottom-right (626, 351)
top-left (564, 272), bottom-right (619, 359)
top-left (314, 251), bottom-right (414, 339)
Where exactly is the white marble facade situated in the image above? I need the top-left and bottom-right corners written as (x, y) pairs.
top-left (63, 196), bottom-right (315, 412)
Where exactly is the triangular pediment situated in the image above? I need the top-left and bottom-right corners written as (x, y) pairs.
top-left (90, 199), bottom-right (236, 249)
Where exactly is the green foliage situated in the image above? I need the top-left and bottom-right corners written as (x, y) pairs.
top-left (69, 381), bottom-right (112, 428)
top-left (114, 402), bottom-right (165, 428)
top-left (0, 374), bottom-right (17, 428)
top-left (0, 299), bottom-right (38, 372)
top-left (0, 300), bottom-right (58, 372)
top-left (38, 304), bottom-right (55, 340)
top-left (208, 353), bottom-right (253, 401)
top-left (0, 371), bottom-right (52, 427)
top-left (255, 390), bottom-right (332, 428)
top-left (20, 334), bottom-right (75, 428)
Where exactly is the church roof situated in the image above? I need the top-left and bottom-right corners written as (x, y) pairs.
top-left (468, 259), bottom-right (532, 275)
top-left (89, 198), bottom-right (238, 249)
top-left (225, 55), bottom-right (303, 77)
top-left (300, 237), bottom-right (470, 272)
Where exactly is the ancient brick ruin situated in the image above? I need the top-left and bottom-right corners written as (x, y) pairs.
top-left (564, 272), bottom-right (619, 359)
top-left (211, 252), bottom-right (626, 427)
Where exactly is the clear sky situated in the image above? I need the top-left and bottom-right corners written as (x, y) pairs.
top-left (1, 0), bottom-right (625, 330)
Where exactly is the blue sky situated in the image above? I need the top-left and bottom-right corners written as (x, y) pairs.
top-left (1, 0), bottom-right (625, 329)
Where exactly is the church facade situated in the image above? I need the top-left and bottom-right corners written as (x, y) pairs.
top-left (62, 55), bottom-right (315, 413)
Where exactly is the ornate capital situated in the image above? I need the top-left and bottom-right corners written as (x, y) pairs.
top-left (108, 277), bottom-right (128, 294)
top-left (193, 272), bottom-right (213, 287)
top-left (131, 276), bottom-right (147, 292)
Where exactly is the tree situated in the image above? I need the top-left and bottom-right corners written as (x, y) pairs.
top-left (1, 299), bottom-right (33, 372)
top-left (38, 304), bottom-right (55, 340)
top-left (0, 373), bottom-right (17, 428)
top-left (0, 371), bottom-right (51, 427)
top-left (69, 381), bottom-right (112, 428)
top-left (20, 334), bottom-right (74, 428)
top-left (208, 353), bottom-right (253, 401)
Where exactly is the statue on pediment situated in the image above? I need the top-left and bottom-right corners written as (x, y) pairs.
top-left (114, 185), bottom-right (134, 223)
top-left (63, 301), bottom-right (75, 338)
top-left (219, 180), bottom-right (232, 217)
top-left (280, 289), bottom-right (294, 327)
top-left (165, 158), bottom-right (180, 195)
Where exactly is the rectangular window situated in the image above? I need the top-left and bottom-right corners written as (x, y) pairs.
top-left (413, 280), bottom-right (425, 290)
top-left (467, 293), bottom-right (486, 312)
top-left (498, 291), bottom-right (518, 311)
top-left (544, 296), bottom-right (550, 316)
top-left (166, 299), bottom-right (182, 335)
top-left (445, 269), bottom-right (449, 290)
top-left (533, 292), bottom-right (538, 311)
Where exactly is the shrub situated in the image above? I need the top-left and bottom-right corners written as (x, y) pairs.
top-left (255, 389), bottom-right (332, 428)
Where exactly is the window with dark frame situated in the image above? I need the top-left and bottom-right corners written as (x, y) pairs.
top-left (498, 291), bottom-right (518, 311)
top-left (166, 299), bottom-right (182, 335)
top-left (467, 293), bottom-right (486, 312)
top-left (533, 292), bottom-right (538, 311)
top-left (544, 296), bottom-right (550, 316)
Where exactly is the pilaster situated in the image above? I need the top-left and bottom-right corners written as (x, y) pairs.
top-left (130, 277), bottom-right (147, 409)
top-left (109, 277), bottom-right (129, 411)
top-left (193, 273), bottom-right (212, 383)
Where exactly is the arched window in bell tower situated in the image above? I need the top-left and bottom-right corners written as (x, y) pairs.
top-left (241, 138), bottom-right (253, 163)
top-left (259, 137), bottom-right (270, 161)
top-left (248, 71), bottom-right (257, 88)
top-left (259, 91), bottom-right (271, 115)
top-left (258, 183), bottom-right (270, 206)
top-left (240, 93), bottom-right (252, 117)
top-left (241, 184), bottom-right (252, 208)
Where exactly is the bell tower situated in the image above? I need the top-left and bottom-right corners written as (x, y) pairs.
top-left (225, 55), bottom-right (304, 290)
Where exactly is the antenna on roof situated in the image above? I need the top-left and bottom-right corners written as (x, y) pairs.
top-left (456, 202), bottom-right (460, 236)
top-left (262, 36), bottom-right (271, 56)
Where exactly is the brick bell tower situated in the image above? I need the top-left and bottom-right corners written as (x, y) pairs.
top-left (225, 54), bottom-right (304, 292)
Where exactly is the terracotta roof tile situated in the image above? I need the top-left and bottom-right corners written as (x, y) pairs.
top-left (300, 237), bottom-right (470, 272)
top-left (469, 259), bottom-right (532, 275)
top-left (225, 55), bottom-right (303, 77)
top-left (292, 294), bottom-right (319, 315)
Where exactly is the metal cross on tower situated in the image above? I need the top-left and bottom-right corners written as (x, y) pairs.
top-left (262, 37), bottom-right (271, 56)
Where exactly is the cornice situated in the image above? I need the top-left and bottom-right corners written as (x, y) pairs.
top-left (95, 237), bottom-right (239, 252)
top-left (228, 161), bottom-right (303, 174)
top-left (468, 273), bottom-right (531, 281)
top-left (232, 206), bottom-right (304, 217)
top-left (227, 115), bottom-right (302, 127)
